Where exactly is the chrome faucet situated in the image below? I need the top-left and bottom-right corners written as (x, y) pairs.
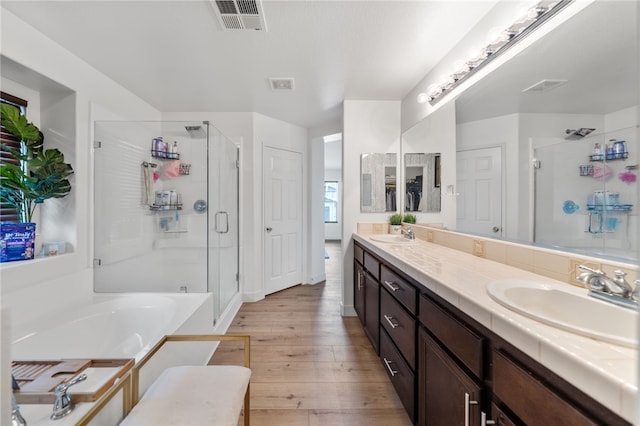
top-left (576, 265), bottom-right (637, 309)
top-left (402, 226), bottom-right (415, 240)
top-left (50, 374), bottom-right (87, 420)
top-left (12, 393), bottom-right (26, 426)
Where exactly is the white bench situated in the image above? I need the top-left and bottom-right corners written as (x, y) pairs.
top-left (121, 335), bottom-right (251, 426)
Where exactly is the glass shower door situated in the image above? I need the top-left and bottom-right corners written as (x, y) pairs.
top-left (208, 125), bottom-right (239, 322)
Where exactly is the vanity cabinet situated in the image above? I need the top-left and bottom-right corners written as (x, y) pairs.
top-left (378, 263), bottom-right (418, 423)
top-left (353, 242), bottom-right (380, 352)
top-left (353, 238), bottom-right (631, 426)
top-left (419, 329), bottom-right (482, 426)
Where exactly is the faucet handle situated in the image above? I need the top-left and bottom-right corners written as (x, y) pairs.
top-left (50, 373), bottom-right (87, 420)
top-left (632, 280), bottom-right (640, 302)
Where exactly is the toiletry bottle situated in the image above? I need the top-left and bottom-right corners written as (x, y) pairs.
top-left (592, 143), bottom-right (601, 157)
top-left (170, 141), bottom-right (178, 159)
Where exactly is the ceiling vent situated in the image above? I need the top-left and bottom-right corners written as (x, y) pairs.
top-left (211, 0), bottom-right (267, 31)
top-left (522, 79), bottom-right (568, 93)
top-left (268, 78), bottom-right (295, 91)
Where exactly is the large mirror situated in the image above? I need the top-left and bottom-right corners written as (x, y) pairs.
top-left (403, 1), bottom-right (639, 263)
top-left (361, 153), bottom-right (397, 212)
top-left (405, 153), bottom-right (441, 213)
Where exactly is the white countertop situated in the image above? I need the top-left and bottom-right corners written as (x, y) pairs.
top-left (353, 233), bottom-right (638, 423)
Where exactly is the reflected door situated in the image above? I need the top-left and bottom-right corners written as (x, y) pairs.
top-left (263, 146), bottom-right (303, 295)
top-left (456, 147), bottom-right (502, 237)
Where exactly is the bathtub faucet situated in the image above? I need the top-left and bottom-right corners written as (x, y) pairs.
top-left (12, 393), bottom-right (26, 426)
top-left (50, 373), bottom-right (87, 420)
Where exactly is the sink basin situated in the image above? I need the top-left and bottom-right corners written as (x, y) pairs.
top-left (369, 234), bottom-right (415, 244)
top-left (487, 280), bottom-right (638, 347)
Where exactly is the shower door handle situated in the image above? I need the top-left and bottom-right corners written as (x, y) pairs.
top-left (215, 211), bottom-right (229, 234)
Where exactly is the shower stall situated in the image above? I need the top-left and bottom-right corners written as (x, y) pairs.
top-left (93, 120), bottom-right (239, 323)
top-left (533, 124), bottom-right (638, 262)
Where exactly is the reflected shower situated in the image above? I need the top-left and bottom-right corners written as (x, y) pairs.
top-left (565, 128), bottom-right (595, 139)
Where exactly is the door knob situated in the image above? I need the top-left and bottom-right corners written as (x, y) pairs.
top-left (492, 226), bottom-right (500, 233)
top-left (266, 227), bottom-right (273, 232)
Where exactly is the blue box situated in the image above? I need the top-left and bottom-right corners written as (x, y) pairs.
top-left (0, 222), bottom-right (36, 262)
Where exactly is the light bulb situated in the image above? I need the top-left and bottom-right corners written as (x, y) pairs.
top-left (417, 92), bottom-right (429, 104)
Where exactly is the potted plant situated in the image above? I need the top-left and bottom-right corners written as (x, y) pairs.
top-left (0, 103), bottom-right (74, 262)
top-left (403, 213), bottom-right (417, 224)
top-left (389, 213), bottom-right (403, 234)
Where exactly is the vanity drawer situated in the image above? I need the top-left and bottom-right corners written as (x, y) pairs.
top-left (490, 403), bottom-right (518, 426)
top-left (381, 288), bottom-right (416, 369)
top-left (493, 350), bottom-right (598, 426)
top-left (380, 264), bottom-right (417, 314)
top-left (380, 328), bottom-right (415, 423)
top-left (364, 252), bottom-right (380, 280)
top-left (354, 242), bottom-right (364, 266)
top-left (419, 294), bottom-right (484, 379)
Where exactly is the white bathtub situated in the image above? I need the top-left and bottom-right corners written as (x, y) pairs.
top-left (7, 291), bottom-right (236, 425)
top-left (11, 292), bottom-right (214, 362)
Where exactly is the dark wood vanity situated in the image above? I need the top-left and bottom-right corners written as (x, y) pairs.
top-left (353, 239), bottom-right (631, 426)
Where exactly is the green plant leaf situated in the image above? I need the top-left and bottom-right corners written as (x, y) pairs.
top-left (0, 103), bottom-right (40, 143)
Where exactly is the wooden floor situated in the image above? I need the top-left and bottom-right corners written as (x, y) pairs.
top-left (210, 241), bottom-right (413, 426)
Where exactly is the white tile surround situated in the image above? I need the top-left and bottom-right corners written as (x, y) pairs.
top-left (353, 232), bottom-right (638, 423)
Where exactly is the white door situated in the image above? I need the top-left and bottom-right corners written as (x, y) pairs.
top-left (263, 146), bottom-right (303, 294)
top-left (456, 147), bottom-right (503, 237)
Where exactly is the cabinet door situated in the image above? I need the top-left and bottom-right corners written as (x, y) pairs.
top-left (419, 329), bottom-right (481, 426)
top-left (354, 261), bottom-right (365, 326)
top-left (364, 272), bottom-right (380, 352)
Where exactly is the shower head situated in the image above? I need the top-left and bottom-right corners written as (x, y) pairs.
top-left (185, 125), bottom-right (207, 139)
top-left (565, 128), bottom-right (595, 139)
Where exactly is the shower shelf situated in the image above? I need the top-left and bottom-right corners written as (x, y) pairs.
top-left (589, 152), bottom-right (628, 161)
top-left (149, 204), bottom-right (183, 211)
top-left (163, 229), bottom-right (188, 233)
top-left (151, 149), bottom-right (180, 160)
top-left (586, 204), bottom-right (632, 212)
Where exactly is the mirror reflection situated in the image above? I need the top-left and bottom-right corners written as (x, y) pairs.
top-left (361, 153), bottom-right (397, 212)
top-left (405, 1), bottom-right (639, 262)
top-left (405, 153), bottom-right (441, 213)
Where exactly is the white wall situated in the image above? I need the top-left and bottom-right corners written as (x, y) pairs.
top-left (342, 100), bottom-right (401, 315)
top-left (309, 138), bottom-right (326, 284)
top-left (402, 102), bottom-right (457, 229)
top-left (0, 9), bottom-right (161, 425)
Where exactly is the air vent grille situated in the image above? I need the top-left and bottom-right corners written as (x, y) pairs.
top-left (211, 0), bottom-right (267, 31)
top-left (269, 78), bottom-right (295, 91)
top-left (522, 79), bottom-right (568, 93)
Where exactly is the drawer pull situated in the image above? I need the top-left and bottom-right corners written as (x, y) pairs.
top-left (357, 271), bottom-right (363, 291)
top-left (464, 392), bottom-right (478, 426)
top-left (383, 314), bottom-right (399, 329)
top-left (481, 412), bottom-right (496, 426)
top-left (384, 280), bottom-right (400, 292)
top-left (383, 357), bottom-right (398, 377)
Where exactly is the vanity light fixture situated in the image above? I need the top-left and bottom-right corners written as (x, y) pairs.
top-left (417, 0), bottom-right (573, 105)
